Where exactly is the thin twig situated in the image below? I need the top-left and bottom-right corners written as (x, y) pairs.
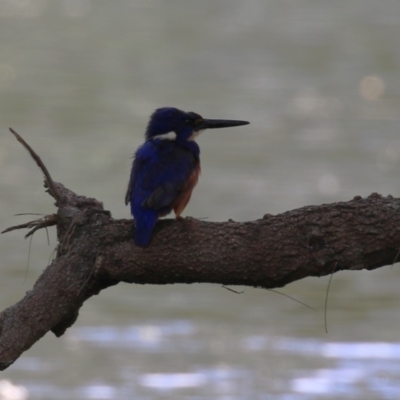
top-left (222, 285), bottom-right (244, 294)
top-left (15, 213), bottom-right (46, 216)
top-left (325, 262), bottom-right (337, 333)
top-left (223, 285), bottom-right (317, 312)
top-left (1, 215), bottom-right (57, 235)
top-left (392, 247), bottom-right (400, 268)
top-left (2, 220), bottom-right (38, 234)
top-left (267, 289), bottom-right (317, 312)
top-left (60, 218), bottom-right (78, 254)
top-left (47, 245), bottom-right (58, 266)
top-left (26, 225), bottom-right (47, 239)
top-left (24, 234), bottom-right (34, 284)
top-left (44, 224), bottom-right (50, 246)
top-left (78, 256), bottom-right (102, 295)
top-left (9, 128), bottom-right (62, 203)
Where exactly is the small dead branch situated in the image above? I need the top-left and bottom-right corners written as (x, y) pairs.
top-left (9, 128), bottom-right (62, 204)
top-left (1, 214), bottom-right (57, 237)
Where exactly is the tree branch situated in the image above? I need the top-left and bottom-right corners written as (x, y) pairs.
top-left (1, 130), bottom-right (399, 370)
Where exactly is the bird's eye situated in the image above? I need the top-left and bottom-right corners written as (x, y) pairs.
top-left (185, 119), bottom-right (191, 124)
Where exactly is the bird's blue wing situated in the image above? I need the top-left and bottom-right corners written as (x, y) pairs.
top-left (126, 140), bottom-right (198, 246)
top-left (127, 140), bottom-right (198, 212)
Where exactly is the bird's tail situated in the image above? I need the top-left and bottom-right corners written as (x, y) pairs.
top-left (133, 211), bottom-right (158, 247)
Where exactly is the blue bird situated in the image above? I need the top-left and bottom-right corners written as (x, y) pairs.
top-left (125, 107), bottom-right (249, 247)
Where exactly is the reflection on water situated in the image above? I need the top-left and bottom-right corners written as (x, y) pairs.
top-left (2, 0), bottom-right (400, 399)
top-left (8, 322), bottom-right (400, 399)
top-left (70, 321), bottom-right (193, 350)
top-left (0, 380), bottom-right (28, 400)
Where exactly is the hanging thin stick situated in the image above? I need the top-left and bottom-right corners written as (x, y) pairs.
top-left (24, 235), bottom-right (34, 284)
top-left (325, 262), bottom-right (337, 333)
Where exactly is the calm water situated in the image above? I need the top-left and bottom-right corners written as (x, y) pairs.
top-left (1, 1), bottom-right (400, 399)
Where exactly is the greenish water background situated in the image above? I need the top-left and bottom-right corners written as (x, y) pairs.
top-left (1, 1), bottom-right (400, 399)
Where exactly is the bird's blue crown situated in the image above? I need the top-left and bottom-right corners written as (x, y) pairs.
top-left (145, 107), bottom-right (203, 142)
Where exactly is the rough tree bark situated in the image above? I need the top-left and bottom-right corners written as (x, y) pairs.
top-left (1, 129), bottom-right (399, 371)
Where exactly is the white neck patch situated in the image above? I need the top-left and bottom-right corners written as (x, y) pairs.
top-left (189, 130), bottom-right (204, 141)
top-left (152, 131), bottom-right (177, 141)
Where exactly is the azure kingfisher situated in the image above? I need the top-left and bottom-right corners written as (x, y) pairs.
top-left (125, 107), bottom-right (249, 247)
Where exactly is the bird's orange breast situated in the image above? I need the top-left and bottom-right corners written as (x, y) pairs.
top-left (172, 161), bottom-right (201, 218)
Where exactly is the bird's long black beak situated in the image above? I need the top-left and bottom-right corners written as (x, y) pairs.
top-left (197, 118), bottom-right (249, 130)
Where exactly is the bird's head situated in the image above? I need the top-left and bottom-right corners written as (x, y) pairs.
top-left (145, 107), bottom-right (249, 142)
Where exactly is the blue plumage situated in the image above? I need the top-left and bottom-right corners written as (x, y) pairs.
top-left (125, 107), bottom-right (249, 246)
